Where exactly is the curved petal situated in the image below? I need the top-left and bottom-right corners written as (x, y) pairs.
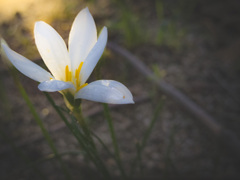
top-left (69, 7), bottom-right (97, 71)
top-left (80, 27), bottom-right (108, 84)
top-left (75, 80), bottom-right (134, 104)
top-left (34, 21), bottom-right (70, 80)
top-left (38, 79), bottom-right (74, 92)
top-left (1, 40), bottom-right (53, 82)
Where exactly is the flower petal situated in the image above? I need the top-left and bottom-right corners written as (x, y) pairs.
top-left (38, 80), bottom-right (74, 92)
top-left (80, 27), bottom-right (108, 84)
top-left (1, 39), bottom-right (53, 82)
top-left (75, 80), bottom-right (134, 104)
top-left (34, 21), bottom-right (70, 80)
top-left (69, 7), bottom-right (97, 71)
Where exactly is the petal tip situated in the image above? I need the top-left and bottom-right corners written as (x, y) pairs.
top-left (81, 7), bottom-right (90, 15)
top-left (125, 97), bottom-right (135, 104)
top-left (0, 38), bottom-right (4, 45)
top-left (37, 84), bottom-right (44, 91)
top-left (34, 21), bottom-right (42, 33)
top-left (34, 21), bottom-right (48, 31)
top-left (102, 26), bottom-right (107, 33)
top-left (130, 99), bottom-right (135, 104)
top-left (0, 39), bottom-right (9, 65)
top-left (34, 21), bottom-right (42, 27)
top-left (0, 38), bottom-right (8, 48)
top-left (122, 94), bottom-right (134, 104)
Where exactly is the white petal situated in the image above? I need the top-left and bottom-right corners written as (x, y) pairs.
top-left (38, 80), bottom-right (74, 92)
top-left (80, 27), bottom-right (108, 84)
top-left (0, 39), bottom-right (12, 66)
top-left (1, 39), bottom-right (53, 82)
top-left (69, 7), bottom-right (97, 71)
top-left (34, 21), bottom-right (70, 80)
top-left (75, 80), bottom-right (134, 104)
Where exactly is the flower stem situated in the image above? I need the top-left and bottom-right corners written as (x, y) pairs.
top-left (103, 104), bottom-right (127, 179)
top-left (44, 92), bottom-right (111, 180)
top-left (72, 107), bottom-right (96, 150)
top-left (72, 106), bottom-right (113, 179)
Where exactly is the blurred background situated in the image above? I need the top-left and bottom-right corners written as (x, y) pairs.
top-left (0, 0), bottom-right (240, 179)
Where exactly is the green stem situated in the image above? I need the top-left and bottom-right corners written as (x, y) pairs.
top-left (72, 106), bottom-right (112, 180)
top-left (103, 104), bottom-right (127, 179)
top-left (72, 107), bottom-right (97, 150)
top-left (10, 70), bottom-right (72, 180)
top-left (44, 92), bottom-right (111, 180)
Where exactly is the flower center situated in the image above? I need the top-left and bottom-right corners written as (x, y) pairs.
top-left (65, 62), bottom-right (88, 91)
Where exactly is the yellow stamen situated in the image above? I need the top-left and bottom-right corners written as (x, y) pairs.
top-left (76, 83), bottom-right (88, 92)
top-left (65, 65), bottom-right (72, 82)
top-left (64, 62), bottom-right (87, 91)
top-left (69, 71), bottom-right (72, 81)
top-left (65, 65), bottom-right (69, 81)
top-left (75, 62), bottom-right (83, 86)
top-left (75, 62), bottom-right (83, 79)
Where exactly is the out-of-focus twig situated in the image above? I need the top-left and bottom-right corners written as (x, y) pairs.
top-left (107, 42), bottom-right (240, 159)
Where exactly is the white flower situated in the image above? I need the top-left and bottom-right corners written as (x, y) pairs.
top-left (0, 7), bottom-right (134, 104)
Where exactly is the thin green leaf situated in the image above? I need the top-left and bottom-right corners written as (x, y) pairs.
top-left (130, 98), bottom-right (165, 176)
top-left (103, 103), bottom-right (127, 179)
top-left (10, 69), bottom-right (72, 180)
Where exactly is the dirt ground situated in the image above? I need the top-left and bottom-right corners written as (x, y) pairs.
top-left (0, 0), bottom-right (240, 179)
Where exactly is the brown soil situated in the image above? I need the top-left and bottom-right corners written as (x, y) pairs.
top-left (0, 0), bottom-right (240, 179)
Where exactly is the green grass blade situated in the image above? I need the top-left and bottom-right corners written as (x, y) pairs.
top-left (103, 103), bottom-right (127, 179)
top-left (44, 92), bottom-right (111, 180)
top-left (10, 70), bottom-right (72, 180)
top-left (130, 98), bottom-right (165, 176)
